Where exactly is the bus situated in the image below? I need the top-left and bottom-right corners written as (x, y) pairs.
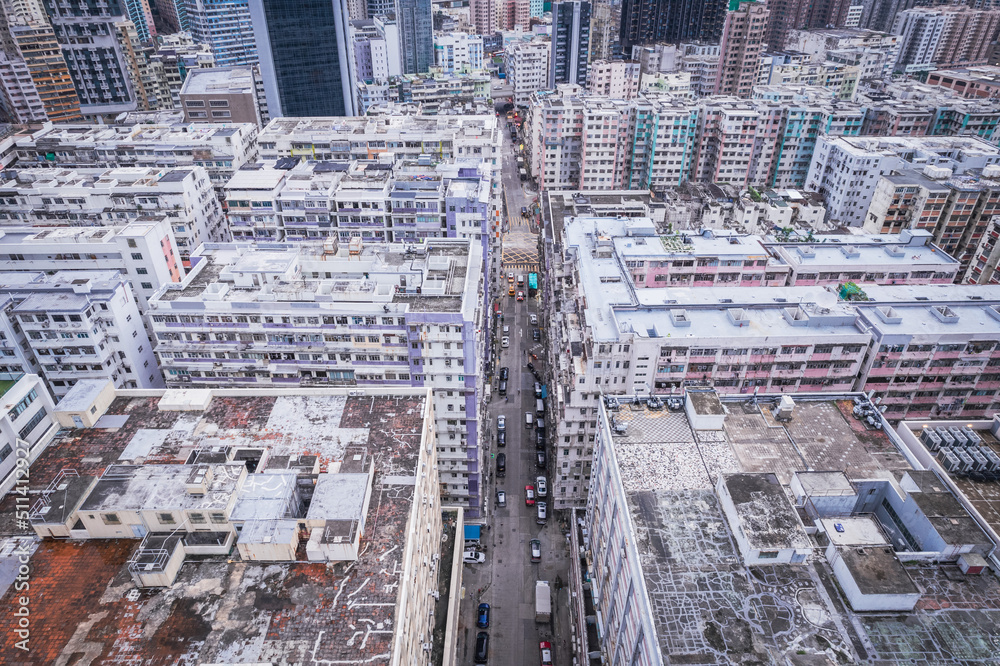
top-left (528, 273), bottom-right (538, 296)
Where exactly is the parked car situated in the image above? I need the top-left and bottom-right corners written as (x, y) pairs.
top-left (526, 361), bottom-right (535, 373)
top-left (536, 501), bottom-right (547, 524)
top-left (496, 489), bottom-right (506, 507)
top-left (525, 485), bottom-right (535, 505)
top-left (498, 430), bottom-right (506, 447)
top-left (503, 324), bottom-right (510, 335)
top-left (464, 550), bottom-right (486, 564)
top-left (475, 632), bottom-right (489, 664)
top-left (536, 450), bottom-right (546, 468)
top-left (530, 539), bottom-right (541, 562)
top-left (536, 416), bottom-right (545, 430)
top-left (535, 430), bottom-right (545, 449)
top-left (529, 314), bottom-right (538, 325)
top-left (532, 328), bottom-right (540, 341)
top-left (499, 366), bottom-right (509, 381)
top-left (498, 380), bottom-right (507, 396)
top-left (534, 382), bottom-right (542, 398)
top-left (536, 475), bottom-right (547, 497)
top-left (516, 291), bottom-right (525, 301)
top-left (540, 641), bottom-right (553, 666)
top-left (497, 415), bottom-right (506, 431)
top-left (497, 453), bottom-right (506, 477)
top-left (501, 336), bottom-right (510, 348)
top-left (477, 603), bottom-right (491, 628)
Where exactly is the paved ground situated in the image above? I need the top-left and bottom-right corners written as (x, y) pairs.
top-left (454, 120), bottom-right (572, 666)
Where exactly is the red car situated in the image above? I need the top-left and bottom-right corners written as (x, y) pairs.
top-left (525, 485), bottom-right (535, 506)
top-left (516, 291), bottom-right (525, 301)
top-left (540, 641), bottom-right (553, 666)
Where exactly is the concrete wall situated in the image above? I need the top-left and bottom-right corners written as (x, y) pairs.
top-left (828, 549), bottom-right (920, 611)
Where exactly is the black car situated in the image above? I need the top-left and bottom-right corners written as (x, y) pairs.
top-left (521, 206), bottom-right (527, 216)
top-left (498, 380), bottom-right (507, 396)
top-left (536, 431), bottom-right (545, 449)
top-left (497, 453), bottom-right (506, 477)
top-left (536, 450), bottom-right (546, 468)
top-left (475, 631), bottom-right (489, 663)
top-left (498, 430), bottom-right (506, 447)
top-left (499, 367), bottom-right (509, 381)
top-left (532, 328), bottom-right (540, 342)
top-left (526, 362), bottom-right (534, 373)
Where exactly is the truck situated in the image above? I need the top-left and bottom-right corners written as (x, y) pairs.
top-left (535, 580), bottom-right (551, 623)
top-left (528, 272), bottom-right (538, 296)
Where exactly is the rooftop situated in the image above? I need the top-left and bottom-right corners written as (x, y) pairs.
top-left (0, 390), bottom-right (430, 664)
top-left (723, 473), bottom-right (811, 550)
top-left (839, 546), bottom-right (919, 596)
top-left (180, 66), bottom-right (257, 95)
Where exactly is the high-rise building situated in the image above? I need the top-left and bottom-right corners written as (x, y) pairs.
top-left (6, 20), bottom-right (82, 122)
top-left (434, 32), bottom-right (484, 74)
top-left (183, 0), bottom-right (257, 67)
top-left (892, 6), bottom-right (1000, 72)
top-left (619, 0), bottom-right (728, 52)
top-left (714, 0), bottom-right (769, 98)
top-left (469, 0), bottom-right (497, 35)
top-left (589, 0), bottom-right (619, 61)
top-left (587, 60), bottom-right (640, 98)
top-left (41, 0), bottom-right (138, 116)
top-left (122, 0), bottom-right (156, 42)
top-left (763, 0), bottom-right (853, 50)
top-left (398, 0), bottom-right (432, 73)
top-left (352, 17), bottom-right (403, 84)
top-left (250, 0), bottom-right (357, 117)
top-left (550, 1), bottom-right (590, 86)
top-left (504, 39), bottom-right (550, 106)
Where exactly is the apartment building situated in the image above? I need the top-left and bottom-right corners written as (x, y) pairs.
top-left (0, 373), bottom-right (56, 495)
top-left (6, 20), bottom-right (82, 123)
top-left (787, 28), bottom-right (899, 81)
top-left (550, 1), bottom-right (590, 86)
top-left (586, 60), bottom-right (640, 98)
top-left (179, 67), bottom-right (263, 127)
top-left (224, 156), bottom-right (494, 265)
top-left (147, 239), bottom-right (489, 515)
top-left (41, 0), bottom-right (138, 116)
top-left (928, 66), bottom-right (1000, 99)
top-left (806, 136), bottom-right (1000, 227)
top-left (0, 223), bottom-right (183, 312)
top-left (892, 7), bottom-right (1000, 73)
top-left (756, 52), bottom-right (860, 99)
top-left (469, 0), bottom-right (497, 35)
top-left (21, 385), bottom-right (453, 663)
top-left (144, 33), bottom-right (216, 112)
top-left (0, 166), bottom-right (227, 263)
top-left (864, 165), bottom-right (1000, 272)
top-left (352, 17), bottom-right (403, 82)
top-left (12, 121), bottom-right (259, 201)
top-left (434, 32), bottom-right (484, 74)
top-left (967, 216), bottom-right (1000, 285)
top-left (184, 0), bottom-right (258, 68)
top-left (504, 39), bottom-right (550, 106)
top-left (0, 50), bottom-right (46, 123)
top-left (713, 0), bottom-right (768, 99)
top-left (0, 270), bottom-right (162, 397)
top-left (543, 206), bottom-right (1000, 505)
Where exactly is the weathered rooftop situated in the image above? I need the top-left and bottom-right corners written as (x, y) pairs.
top-left (0, 391), bottom-right (429, 664)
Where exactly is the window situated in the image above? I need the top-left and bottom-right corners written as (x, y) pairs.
top-left (18, 409), bottom-right (46, 439)
top-left (0, 444), bottom-right (10, 462)
top-left (209, 100), bottom-right (229, 107)
top-left (189, 512), bottom-right (206, 524)
top-left (158, 512), bottom-right (176, 525)
top-left (210, 512), bottom-right (227, 524)
top-left (131, 253), bottom-right (143, 260)
top-left (185, 100), bottom-right (205, 107)
top-left (211, 110), bottom-right (232, 118)
top-left (758, 551), bottom-right (779, 559)
top-left (101, 513), bottom-right (121, 525)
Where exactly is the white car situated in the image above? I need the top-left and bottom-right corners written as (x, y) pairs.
top-left (536, 475), bottom-right (548, 497)
top-left (463, 550), bottom-right (486, 564)
top-left (497, 415), bottom-right (506, 430)
top-left (529, 314), bottom-right (538, 325)
top-left (502, 336), bottom-right (510, 348)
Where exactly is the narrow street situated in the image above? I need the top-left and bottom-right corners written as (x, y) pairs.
top-left (455, 114), bottom-right (573, 666)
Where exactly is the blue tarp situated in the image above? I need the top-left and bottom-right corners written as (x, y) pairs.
top-left (541, 385), bottom-right (548, 399)
top-left (464, 525), bottom-right (481, 540)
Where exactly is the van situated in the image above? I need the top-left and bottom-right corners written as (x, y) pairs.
top-left (517, 275), bottom-right (525, 288)
top-left (535, 399), bottom-right (545, 416)
top-left (534, 382), bottom-right (542, 398)
top-left (497, 452), bottom-right (506, 477)
top-left (525, 412), bottom-right (534, 428)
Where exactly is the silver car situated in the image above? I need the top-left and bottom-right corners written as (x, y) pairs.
top-left (536, 475), bottom-right (547, 497)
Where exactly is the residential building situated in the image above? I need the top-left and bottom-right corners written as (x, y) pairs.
top-left (845, 2), bottom-right (862, 26)
top-left (11, 120), bottom-right (259, 203)
top-left (41, 0), bottom-right (138, 116)
top-left (578, 390), bottom-right (997, 664)
top-left (805, 136), bottom-right (1000, 226)
top-left (619, 0), bottom-right (728, 51)
top-left (639, 71), bottom-right (693, 97)
top-left (927, 65), bottom-right (1000, 98)
top-left (148, 239), bottom-right (490, 515)
top-left (0, 166), bottom-right (227, 263)
top-left (0, 223), bottom-right (184, 312)
top-left (587, 60), bottom-right (640, 98)
top-left (0, 50), bottom-right (46, 123)
top-left (764, 0), bottom-right (854, 51)
top-left (863, 165), bottom-right (1000, 272)
top-left (19, 384), bottom-right (455, 663)
top-left (892, 6), bottom-right (1000, 73)
top-left (183, 0), bottom-right (258, 68)
top-left (0, 270), bottom-right (163, 397)
top-left (787, 27), bottom-right (899, 81)
top-left (398, 0), bottom-right (434, 74)
top-left (434, 32), bottom-right (484, 74)
top-left (550, 1), bottom-right (590, 86)
top-left (756, 51), bottom-right (860, 99)
top-left (180, 67), bottom-right (263, 126)
top-left (5, 20), bottom-right (82, 122)
top-left (146, 32), bottom-right (216, 112)
top-left (250, 0), bottom-right (358, 117)
top-left (713, 0), bottom-right (769, 99)
top-left (966, 216), bottom-right (1000, 284)
top-left (0, 373), bottom-right (56, 496)
top-left (588, 0), bottom-right (619, 61)
top-left (469, 0), bottom-right (498, 35)
top-left (499, 0), bottom-right (530, 31)
top-left (122, 0), bottom-right (155, 42)
top-left (504, 39), bottom-right (549, 106)
top-left (114, 19), bottom-right (152, 112)
top-left (352, 17), bottom-right (403, 83)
